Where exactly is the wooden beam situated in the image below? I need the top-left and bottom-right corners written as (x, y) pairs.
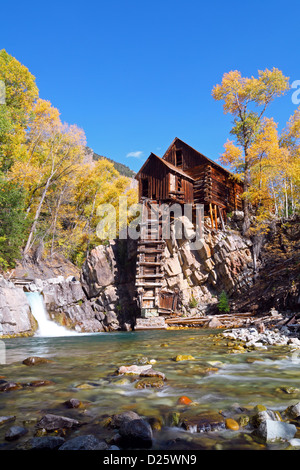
top-left (214, 204), bottom-right (218, 230)
top-left (209, 203), bottom-right (214, 229)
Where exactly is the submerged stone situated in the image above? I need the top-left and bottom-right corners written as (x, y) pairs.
top-left (0, 416), bottom-right (16, 425)
top-left (29, 380), bottom-right (54, 387)
top-left (139, 369), bottom-right (166, 380)
top-left (5, 426), bottom-right (28, 441)
top-left (225, 418), bottom-right (239, 431)
top-left (135, 377), bottom-right (164, 389)
top-left (177, 396), bottom-right (193, 406)
top-left (63, 398), bottom-right (82, 409)
top-left (59, 435), bottom-right (108, 450)
top-left (0, 381), bottom-right (23, 392)
top-left (174, 355), bottom-right (195, 362)
top-left (22, 356), bottom-right (53, 366)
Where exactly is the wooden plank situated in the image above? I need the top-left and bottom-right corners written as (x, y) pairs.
top-left (209, 203), bottom-right (214, 229)
top-left (136, 282), bottom-right (163, 287)
top-left (214, 204), bottom-right (218, 230)
top-left (136, 273), bottom-right (164, 278)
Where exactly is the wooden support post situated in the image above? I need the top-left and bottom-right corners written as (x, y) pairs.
top-left (214, 205), bottom-right (218, 230)
top-left (209, 203), bottom-right (214, 229)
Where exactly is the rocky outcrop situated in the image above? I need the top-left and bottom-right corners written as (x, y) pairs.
top-left (80, 238), bottom-right (139, 330)
top-left (0, 276), bottom-right (37, 337)
top-left (40, 276), bottom-right (104, 332)
top-left (161, 223), bottom-right (254, 314)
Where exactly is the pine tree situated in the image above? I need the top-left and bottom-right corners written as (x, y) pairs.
top-left (218, 290), bottom-right (230, 313)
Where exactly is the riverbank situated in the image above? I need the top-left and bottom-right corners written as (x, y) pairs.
top-left (1, 327), bottom-right (300, 450)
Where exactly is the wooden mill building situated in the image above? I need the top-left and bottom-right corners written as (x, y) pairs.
top-left (134, 137), bottom-right (243, 318)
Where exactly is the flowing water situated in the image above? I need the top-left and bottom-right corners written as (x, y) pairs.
top-left (25, 292), bottom-right (81, 337)
top-left (1, 326), bottom-right (300, 450)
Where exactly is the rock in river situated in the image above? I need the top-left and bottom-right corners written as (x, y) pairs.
top-left (59, 435), bottom-right (108, 450)
top-left (0, 381), bottom-right (23, 392)
top-left (174, 355), bottom-right (195, 362)
top-left (225, 418), bottom-right (240, 431)
top-left (117, 365), bottom-right (152, 375)
top-left (36, 414), bottom-right (80, 432)
top-left (135, 377), bottom-right (164, 389)
top-left (253, 419), bottom-right (296, 443)
top-left (119, 418), bottom-right (153, 448)
top-left (5, 426), bottom-right (28, 441)
top-left (30, 436), bottom-right (66, 450)
top-left (177, 396), bottom-right (193, 406)
top-left (22, 356), bottom-right (53, 366)
top-left (63, 398), bottom-right (82, 409)
top-left (110, 411), bottom-right (141, 429)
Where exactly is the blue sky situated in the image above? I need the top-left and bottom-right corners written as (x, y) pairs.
top-left (1, 0), bottom-right (299, 172)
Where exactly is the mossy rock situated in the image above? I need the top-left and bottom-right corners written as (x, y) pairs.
top-left (173, 355), bottom-right (195, 362)
top-left (135, 378), bottom-right (164, 389)
top-left (238, 415), bottom-right (250, 427)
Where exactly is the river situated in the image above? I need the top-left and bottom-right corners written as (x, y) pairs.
top-left (1, 328), bottom-right (300, 450)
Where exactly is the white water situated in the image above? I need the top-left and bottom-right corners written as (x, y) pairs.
top-left (26, 291), bottom-right (80, 337)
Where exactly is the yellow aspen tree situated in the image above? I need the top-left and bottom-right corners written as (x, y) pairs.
top-left (212, 68), bottom-right (289, 233)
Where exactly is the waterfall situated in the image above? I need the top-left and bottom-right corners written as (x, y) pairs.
top-left (26, 291), bottom-right (79, 337)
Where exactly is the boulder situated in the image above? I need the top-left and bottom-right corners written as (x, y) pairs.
top-left (119, 418), bottom-right (153, 448)
top-left (30, 436), bottom-right (65, 450)
top-left (253, 419), bottom-right (296, 443)
top-left (110, 411), bottom-right (141, 429)
top-left (0, 276), bottom-right (36, 337)
top-left (36, 414), bottom-right (80, 432)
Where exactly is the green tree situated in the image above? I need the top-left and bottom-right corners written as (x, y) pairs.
top-left (0, 177), bottom-right (28, 269)
top-left (218, 290), bottom-right (230, 313)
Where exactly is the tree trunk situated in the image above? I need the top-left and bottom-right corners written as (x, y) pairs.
top-left (242, 165), bottom-right (251, 235)
top-left (23, 177), bottom-right (52, 255)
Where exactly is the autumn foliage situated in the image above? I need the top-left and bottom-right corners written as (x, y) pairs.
top-left (212, 68), bottom-right (299, 233)
top-left (0, 50), bottom-right (137, 269)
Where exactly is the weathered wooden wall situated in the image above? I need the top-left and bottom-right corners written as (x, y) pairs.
top-left (164, 141), bottom-right (243, 211)
top-left (137, 155), bottom-right (194, 204)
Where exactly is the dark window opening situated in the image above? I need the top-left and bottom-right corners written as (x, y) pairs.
top-left (141, 178), bottom-right (149, 198)
top-left (176, 150), bottom-right (183, 167)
